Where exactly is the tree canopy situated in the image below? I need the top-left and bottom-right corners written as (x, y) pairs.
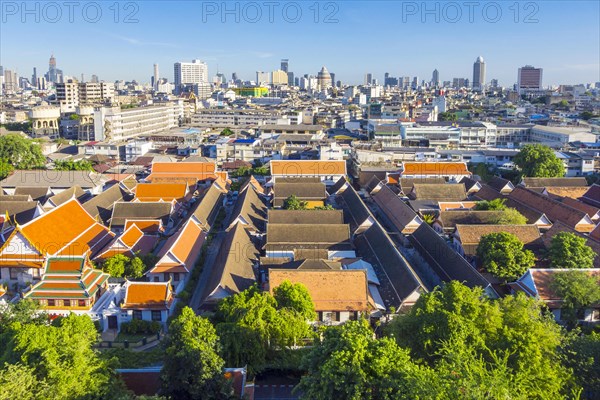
top-left (548, 232), bottom-right (596, 269)
top-left (0, 134), bottom-right (46, 171)
top-left (102, 254), bottom-right (147, 279)
top-left (54, 159), bottom-right (94, 171)
top-left (550, 270), bottom-right (600, 328)
top-left (474, 198), bottom-right (507, 210)
top-left (492, 207), bottom-right (528, 225)
top-left (514, 144), bottom-right (564, 177)
top-left (283, 195), bottom-right (308, 210)
top-left (162, 307), bottom-right (231, 400)
top-left (438, 112), bottom-right (457, 121)
top-left (476, 232), bottom-right (536, 280)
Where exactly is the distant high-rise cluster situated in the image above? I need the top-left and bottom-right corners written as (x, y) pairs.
top-left (45, 54), bottom-right (63, 84)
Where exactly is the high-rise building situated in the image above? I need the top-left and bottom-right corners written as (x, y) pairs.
top-left (3, 70), bottom-right (19, 92)
top-left (32, 67), bottom-right (37, 85)
top-left (365, 73), bottom-right (372, 85)
top-left (256, 71), bottom-right (270, 85)
top-left (518, 65), bottom-right (543, 93)
top-left (232, 72), bottom-right (238, 82)
top-left (317, 66), bottom-right (332, 90)
top-left (411, 76), bottom-right (419, 89)
top-left (287, 72), bottom-right (295, 86)
top-left (174, 59), bottom-right (208, 94)
top-left (45, 54), bottom-right (63, 84)
top-left (432, 69), bottom-right (440, 86)
top-left (271, 70), bottom-right (288, 85)
top-left (472, 56), bottom-right (486, 91)
top-left (153, 64), bottom-right (159, 90)
top-left (281, 59), bottom-right (289, 73)
top-left (91, 75), bottom-right (99, 83)
top-left (490, 79), bottom-right (499, 88)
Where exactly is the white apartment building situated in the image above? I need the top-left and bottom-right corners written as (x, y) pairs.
top-left (56, 79), bottom-right (79, 112)
top-left (56, 80), bottom-right (115, 112)
top-left (93, 101), bottom-right (184, 142)
top-left (124, 140), bottom-right (153, 162)
top-left (191, 109), bottom-right (284, 129)
top-left (530, 125), bottom-right (597, 147)
top-left (174, 60), bottom-right (208, 94)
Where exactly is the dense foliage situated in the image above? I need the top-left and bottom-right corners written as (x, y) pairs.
top-left (550, 271), bottom-right (600, 328)
top-left (474, 198), bottom-right (507, 210)
top-left (283, 194), bottom-right (308, 210)
top-left (548, 232), bottom-right (596, 269)
top-left (476, 232), bottom-right (536, 280)
top-left (54, 159), bottom-right (94, 171)
top-left (102, 254), bottom-right (147, 278)
top-left (0, 134), bottom-right (46, 171)
top-left (492, 207), bottom-right (528, 225)
top-left (514, 144), bottom-right (564, 177)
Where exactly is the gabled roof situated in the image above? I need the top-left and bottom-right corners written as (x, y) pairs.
top-left (265, 224), bottom-right (351, 251)
top-left (371, 184), bottom-right (422, 234)
top-left (150, 218), bottom-right (206, 274)
top-left (269, 269), bottom-right (371, 312)
top-left (436, 210), bottom-right (507, 231)
top-left (110, 202), bottom-right (172, 228)
top-left (399, 177), bottom-right (446, 195)
top-left (270, 160), bottom-right (346, 176)
top-left (229, 185), bottom-right (267, 232)
top-left (487, 177), bottom-right (515, 193)
top-left (1, 199), bottom-right (113, 260)
top-left (459, 177), bottom-right (482, 193)
top-left (438, 201), bottom-right (478, 211)
top-left (94, 223), bottom-right (157, 260)
top-left (13, 186), bottom-right (52, 202)
top-left (509, 187), bottom-right (595, 232)
top-left (409, 223), bottom-right (494, 292)
top-left (0, 194), bottom-right (32, 202)
top-left (23, 257), bottom-right (110, 302)
top-left (545, 186), bottom-right (589, 200)
top-left (410, 183), bottom-right (467, 201)
top-left (267, 209), bottom-right (344, 225)
top-left (191, 184), bottom-right (224, 231)
top-left (401, 162), bottom-right (470, 177)
top-left (521, 177), bottom-right (588, 188)
top-left (203, 224), bottom-right (258, 304)
top-left (134, 183), bottom-right (188, 202)
top-left (455, 224), bottom-right (542, 256)
top-left (146, 161), bottom-right (219, 183)
top-left (327, 177), bottom-right (347, 196)
top-left (560, 197), bottom-right (600, 220)
top-left (273, 181), bottom-right (327, 201)
top-left (1, 200), bottom-right (42, 226)
top-left (337, 184), bottom-right (374, 233)
top-left (581, 184), bottom-right (600, 208)
top-left (473, 184), bottom-right (504, 201)
top-left (355, 223), bottom-right (425, 306)
top-left (82, 184), bottom-right (133, 225)
top-left (45, 185), bottom-right (88, 208)
top-left (122, 281), bottom-right (174, 310)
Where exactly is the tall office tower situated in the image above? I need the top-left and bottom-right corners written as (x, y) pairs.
top-left (287, 71), bottom-right (295, 86)
top-left (317, 66), bottom-right (332, 90)
top-left (232, 72), bottom-right (238, 82)
top-left (271, 70), bottom-right (288, 85)
top-left (3, 70), bottom-right (18, 92)
top-left (174, 59), bottom-right (208, 94)
top-left (45, 54), bottom-right (63, 84)
top-left (281, 59), bottom-right (289, 73)
top-left (329, 72), bottom-right (335, 87)
top-left (32, 67), bottom-right (37, 85)
top-left (256, 71), bottom-right (270, 85)
top-left (365, 73), bottom-right (373, 85)
top-left (472, 56), bottom-right (486, 91)
top-left (402, 76), bottom-right (410, 89)
top-left (411, 76), bottom-right (419, 89)
top-left (432, 69), bottom-right (440, 86)
top-left (518, 65), bottom-right (543, 93)
top-left (153, 64), bottom-right (159, 89)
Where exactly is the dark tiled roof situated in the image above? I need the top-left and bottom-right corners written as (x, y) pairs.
top-left (83, 184), bottom-right (133, 225)
top-left (267, 209), bottom-right (344, 225)
top-left (230, 185), bottom-right (267, 232)
top-left (110, 202), bottom-right (172, 228)
top-left (581, 184), bottom-right (600, 208)
top-left (191, 184), bottom-right (223, 231)
top-left (371, 184), bottom-right (421, 233)
top-left (411, 183), bottom-right (467, 201)
top-left (522, 177), bottom-right (588, 187)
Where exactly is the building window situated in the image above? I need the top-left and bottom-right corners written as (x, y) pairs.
top-left (173, 273), bottom-right (180, 282)
top-left (63, 300), bottom-right (71, 307)
top-left (48, 299), bottom-right (55, 307)
top-left (78, 300), bottom-right (86, 307)
top-left (133, 310), bottom-right (143, 320)
top-left (151, 310), bottom-right (162, 322)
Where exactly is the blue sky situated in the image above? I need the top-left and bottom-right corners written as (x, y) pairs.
top-left (1, 1), bottom-right (599, 86)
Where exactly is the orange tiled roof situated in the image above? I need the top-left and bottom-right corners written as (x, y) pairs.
top-left (401, 162), bottom-right (470, 176)
top-left (151, 162), bottom-right (216, 174)
top-left (120, 224), bottom-right (145, 248)
top-left (134, 183), bottom-right (188, 202)
top-left (122, 281), bottom-right (173, 310)
top-left (270, 160), bottom-right (346, 176)
top-left (124, 219), bottom-right (163, 233)
top-left (9, 199), bottom-right (112, 258)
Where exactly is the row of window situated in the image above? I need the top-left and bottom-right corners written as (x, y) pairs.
top-left (46, 299), bottom-right (87, 307)
top-left (132, 310), bottom-right (163, 322)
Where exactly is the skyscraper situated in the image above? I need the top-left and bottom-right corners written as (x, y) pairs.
top-left (432, 69), bottom-right (440, 87)
top-left (45, 54), bottom-right (63, 84)
top-left (518, 65), bottom-right (543, 93)
top-left (153, 64), bottom-right (159, 90)
top-left (317, 66), bottom-right (332, 90)
top-left (365, 73), bottom-right (372, 85)
top-left (281, 59), bottom-right (289, 73)
top-left (32, 67), bottom-right (37, 85)
top-left (174, 59), bottom-right (208, 94)
top-left (472, 56), bottom-right (486, 91)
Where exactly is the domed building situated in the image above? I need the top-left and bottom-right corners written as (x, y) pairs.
top-left (317, 66), bottom-right (332, 90)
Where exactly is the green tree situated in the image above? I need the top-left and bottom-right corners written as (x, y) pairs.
top-left (562, 333), bottom-right (600, 395)
top-left (162, 307), bottom-right (231, 400)
top-left (273, 281), bottom-right (316, 321)
top-left (438, 112), bottom-right (458, 121)
top-left (125, 256), bottom-right (145, 279)
top-left (103, 254), bottom-right (128, 277)
top-left (297, 319), bottom-right (436, 400)
top-left (232, 166), bottom-right (251, 177)
top-left (492, 207), bottom-right (528, 225)
top-left (476, 232), bottom-right (536, 281)
top-left (550, 271), bottom-right (600, 327)
top-left (220, 128), bottom-right (234, 136)
top-left (579, 111), bottom-right (597, 120)
top-left (0, 314), bottom-right (117, 399)
top-left (474, 198), bottom-right (507, 210)
top-left (252, 165), bottom-right (269, 175)
top-left (54, 159), bottom-right (94, 171)
top-left (283, 195), bottom-right (308, 210)
top-left (514, 144), bottom-right (564, 177)
top-left (0, 159), bottom-right (13, 180)
top-left (548, 232), bottom-right (596, 269)
top-left (386, 282), bottom-right (574, 398)
top-left (0, 134), bottom-right (46, 170)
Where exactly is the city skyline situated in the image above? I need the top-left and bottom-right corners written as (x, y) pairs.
top-left (1, 1), bottom-right (598, 86)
